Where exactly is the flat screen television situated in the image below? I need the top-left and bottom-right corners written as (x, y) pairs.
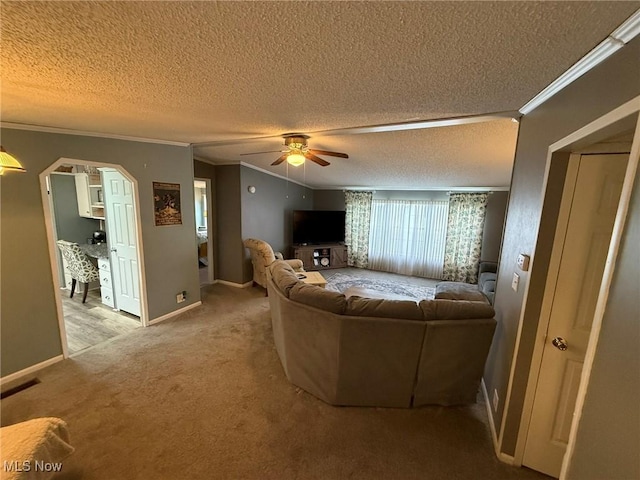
top-left (292, 210), bottom-right (346, 245)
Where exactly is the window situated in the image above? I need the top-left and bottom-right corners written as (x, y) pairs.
top-left (368, 199), bottom-right (448, 278)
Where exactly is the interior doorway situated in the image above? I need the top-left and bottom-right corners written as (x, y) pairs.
top-left (522, 152), bottom-right (629, 477)
top-left (194, 178), bottom-right (214, 285)
top-left (41, 159), bottom-right (148, 357)
top-left (512, 99), bottom-right (639, 479)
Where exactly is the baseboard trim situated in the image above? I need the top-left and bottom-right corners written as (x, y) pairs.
top-left (499, 451), bottom-right (516, 465)
top-left (214, 279), bottom-right (253, 289)
top-left (481, 378), bottom-right (515, 465)
top-left (148, 301), bottom-right (202, 326)
top-left (0, 355), bottom-right (64, 385)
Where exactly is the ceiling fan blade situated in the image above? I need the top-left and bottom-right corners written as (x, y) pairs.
top-left (308, 149), bottom-right (349, 159)
top-left (305, 153), bottom-right (330, 167)
top-left (271, 154), bottom-right (288, 166)
top-left (240, 150), bottom-right (286, 156)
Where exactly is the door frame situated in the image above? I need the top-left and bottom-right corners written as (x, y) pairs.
top-left (40, 158), bottom-right (149, 358)
top-left (505, 96), bottom-right (640, 476)
top-left (194, 177), bottom-right (215, 284)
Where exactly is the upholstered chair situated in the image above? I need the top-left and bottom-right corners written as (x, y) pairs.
top-left (57, 240), bottom-right (100, 303)
top-left (243, 238), bottom-right (304, 290)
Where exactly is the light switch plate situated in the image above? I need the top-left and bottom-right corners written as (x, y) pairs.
top-left (512, 273), bottom-right (520, 292)
top-left (517, 253), bottom-right (530, 271)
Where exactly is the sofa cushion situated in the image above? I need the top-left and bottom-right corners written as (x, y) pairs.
top-left (289, 283), bottom-right (347, 314)
top-left (481, 279), bottom-right (496, 296)
top-left (270, 263), bottom-right (300, 297)
top-left (479, 271), bottom-right (495, 285)
top-left (420, 299), bottom-right (494, 320)
top-left (435, 281), bottom-right (488, 302)
top-left (479, 272), bottom-right (496, 290)
top-left (346, 295), bottom-right (424, 320)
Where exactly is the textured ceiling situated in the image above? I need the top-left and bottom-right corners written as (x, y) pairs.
top-left (1, 1), bottom-right (637, 189)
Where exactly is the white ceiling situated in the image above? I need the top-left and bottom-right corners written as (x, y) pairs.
top-left (2, 2), bottom-right (637, 189)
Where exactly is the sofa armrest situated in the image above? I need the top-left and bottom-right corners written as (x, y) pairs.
top-left (0, 417), bottom-right (75, 479)
top-left (284, 259), bottom-right (304, 272)
top-left (414, 318), bottom-right (496, 406)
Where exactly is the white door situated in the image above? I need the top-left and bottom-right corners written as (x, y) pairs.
top-left (102, 170), bottom-right (141, 316)
top-left (523, 153), bottom-right (628, 477)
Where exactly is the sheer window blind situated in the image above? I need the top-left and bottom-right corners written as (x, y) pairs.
top-left (368, 199), bottom-right (448, 279)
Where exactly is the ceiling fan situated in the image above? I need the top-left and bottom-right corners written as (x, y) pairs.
top-left (240, 134), bottom-right (348, 167)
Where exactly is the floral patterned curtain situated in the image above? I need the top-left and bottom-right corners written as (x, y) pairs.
top-left (344, 191), bottom-right (373, 268)
top-left (442, 193), bottom-right (488, 284)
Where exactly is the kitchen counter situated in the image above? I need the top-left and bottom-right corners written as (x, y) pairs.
top-left (79, 242), bottom-right (109, 259)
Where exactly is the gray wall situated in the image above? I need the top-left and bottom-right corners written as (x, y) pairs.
top-left (240, 166), bottom-right (313, 282)
top-left (214, 165), bottom-right (243, 284)
top-left (566, 168), bottom-right (639, 480)
top-left (50, 173), bottom-right (102, 245)
top-left (201, 163), bottom-right (313, 285)
top-left (483, 35), bottom-right (640, 463)
top-left (481, 191), bottom-right (509, 264)
top-left (313, 190), bottom-right (345, 210)
top-left (0, 128), bottom-right (199, 377)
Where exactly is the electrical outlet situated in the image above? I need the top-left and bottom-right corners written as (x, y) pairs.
top-left (176, 292), bottom-right (186, 303)
top-left (511, 272), bottom-right (520, 292)
top-left (516, 253), bottom-right (530, 271)
top-left (493, 389), bottom-right (499, 412)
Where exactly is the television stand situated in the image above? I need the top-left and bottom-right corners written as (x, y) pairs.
top-left (293, 244), bottom-right (347, 271)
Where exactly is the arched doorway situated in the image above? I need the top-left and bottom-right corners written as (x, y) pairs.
top-left (40, 158), bottom-right (149, 356)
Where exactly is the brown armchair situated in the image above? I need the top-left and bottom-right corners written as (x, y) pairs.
top-left (243, 238), bottom-right (304, 289)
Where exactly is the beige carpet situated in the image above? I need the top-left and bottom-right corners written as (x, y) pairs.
top-left (1, 282), bottom-right (549, 479)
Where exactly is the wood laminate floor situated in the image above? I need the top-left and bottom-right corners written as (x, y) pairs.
top-left (61, 288), bottom-right (141, 355)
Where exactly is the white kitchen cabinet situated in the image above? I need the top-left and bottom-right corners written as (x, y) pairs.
top-left (74, 173), bottom-right (105, 220)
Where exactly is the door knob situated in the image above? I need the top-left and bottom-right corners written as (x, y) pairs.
top-left (552, 337), bottom-right (568, 351)
top-left (110, 248), bottom-right (117, 252)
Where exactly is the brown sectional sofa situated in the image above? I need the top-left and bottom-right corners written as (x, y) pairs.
top-left (267, 261), bottom-right (497, 408)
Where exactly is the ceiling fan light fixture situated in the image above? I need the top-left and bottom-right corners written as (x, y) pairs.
top-left (287, 152), bottom-right (306, 167)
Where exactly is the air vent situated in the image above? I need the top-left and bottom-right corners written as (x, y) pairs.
top-left (1, 378), bottom-right (41, 399)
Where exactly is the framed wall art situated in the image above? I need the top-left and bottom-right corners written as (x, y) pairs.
top-left (153, 182), bottom-right (182, 226)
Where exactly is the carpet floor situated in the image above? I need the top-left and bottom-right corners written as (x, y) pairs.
top-left (1, 280), bottom-right (549, 480)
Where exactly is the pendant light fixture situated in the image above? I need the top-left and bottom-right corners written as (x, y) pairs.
top-left (286, 151), bottom-right (306, 167)
top-left (0, 146), bottom-right (26, 175)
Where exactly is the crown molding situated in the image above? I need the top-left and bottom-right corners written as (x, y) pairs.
top-left (520, 9), bottom-right (640, 115)
top-left (0, 122), bottom-right (191, 147)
